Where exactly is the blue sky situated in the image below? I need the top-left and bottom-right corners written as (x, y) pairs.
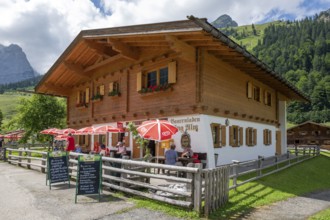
top-left (0, 0), bottom-right (329, 74)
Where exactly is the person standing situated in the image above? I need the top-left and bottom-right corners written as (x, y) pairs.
top-left (165, 144), bottom-right (178, 165)
top-left (116, 141), bottom-right (126, 158)
top-left (66, 133), bottom-right (75, 152)
top-left (0, 137), bottom-right (4, 148)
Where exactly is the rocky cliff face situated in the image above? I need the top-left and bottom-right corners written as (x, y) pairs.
top-left (212, 14), bottom-right (238, 29)
top-left (0, 44), bottom-right (36, 85)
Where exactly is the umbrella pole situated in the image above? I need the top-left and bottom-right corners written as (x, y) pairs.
top-left (156, 141), bottom-right (159, 164)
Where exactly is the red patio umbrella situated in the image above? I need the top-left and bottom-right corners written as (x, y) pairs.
top-left (40, 128), bottom-right (62, 135)
top-left (55, 134), bottom-right (69, 141)
top-left (75, 126), bottom-right (94, 135)
top-left (60, 128), bottom-right (77, 135)
top-left (137, 119), bottom-right (178, 141)
top-left (93, 125), bottom-right (124, 134)
top-left (137, 119), bottom-right (178, 162)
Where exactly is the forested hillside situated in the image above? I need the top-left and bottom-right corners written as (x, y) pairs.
top-left (222, 12), bottom-right (330, 124)
top-left (253, 13), bottom-right (330, 124)
top-left (0, 75), bottom-right (42, 94)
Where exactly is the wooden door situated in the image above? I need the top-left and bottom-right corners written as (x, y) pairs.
top-left (156, 142), bottom-right (165, 157)
top-left (132, 138), bottom-right (140, 159)
top-left (276, 131), bottom-right (282, 155)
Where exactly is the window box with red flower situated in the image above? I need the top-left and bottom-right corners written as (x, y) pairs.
top-left (138, 83), bottom-right (173, 95)
top-left (108, 90), bottom-right (121, 97)
top-left (76, 103), bottom-right (88, 109)
top-left (91, 94), bottom-right (103, 102)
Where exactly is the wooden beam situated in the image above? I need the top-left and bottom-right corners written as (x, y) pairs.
top-left (84, 40), bottom-right (111, 58)
top-left (84, 54), bottom-right (123, 73)
top-left (108, 38), bottom-right (140, 61)
top-left (43, 83), bottom-right (70, 96)
top-left (63, 62), bottom-right (91, 80)
top-left (166, 35), bottom-right (196, 63)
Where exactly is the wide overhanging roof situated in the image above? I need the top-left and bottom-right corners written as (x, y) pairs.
top-left (35, 16), bottom-right (309, 102)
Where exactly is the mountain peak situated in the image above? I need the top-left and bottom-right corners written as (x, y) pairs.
top-left (0, 44), bottom-right (36, 84)
top-left (212, 14), bottom-right (238, 29)
top-left (317, 8), bottom-right (330, 22)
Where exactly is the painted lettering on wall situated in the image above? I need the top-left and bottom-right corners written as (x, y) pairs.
top-left (170, 117), bottom-right (200, 132)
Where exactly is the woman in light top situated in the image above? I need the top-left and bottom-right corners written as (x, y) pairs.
top-left (116, 141), bottom-right (126, 158)
top-left (181, 144), bottom-right (193, 158)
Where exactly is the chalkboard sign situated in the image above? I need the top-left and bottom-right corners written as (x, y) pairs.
top-left (75, 155), bottom-right (102, 203)
top-left (47, 151), bottom-right (70, 189)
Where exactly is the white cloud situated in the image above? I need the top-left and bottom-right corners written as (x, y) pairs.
top-left (0, 0), bottom-right (328, 74)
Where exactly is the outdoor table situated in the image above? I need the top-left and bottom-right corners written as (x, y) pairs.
top-left (178, 157), bottom-right (194, 166)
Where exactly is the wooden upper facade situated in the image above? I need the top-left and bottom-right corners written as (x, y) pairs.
top-left (287, 121), bottom-right (330, 146)
top-left (35, 16), bottom-right (308, 128)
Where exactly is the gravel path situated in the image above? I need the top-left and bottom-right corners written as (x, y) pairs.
top-left (243, 190), bottom-right (330, 220)
top-left (0, 162), bottom-right (183, 220)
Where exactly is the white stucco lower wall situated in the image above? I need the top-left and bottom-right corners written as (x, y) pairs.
top-left (168, 114), bottom-right (277, 168)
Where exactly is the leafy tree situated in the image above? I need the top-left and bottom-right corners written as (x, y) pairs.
top-left (10, 94), bottom-right (66, 143)
top-left (252, 23), bottom-right (257, 35)
top-left (127, 122), bottom-right (150, 161)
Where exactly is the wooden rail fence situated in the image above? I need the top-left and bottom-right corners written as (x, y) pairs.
top-left (227, 145), bottom-right (320, 190)
top-left (3, 145), bottom-right (320, 217)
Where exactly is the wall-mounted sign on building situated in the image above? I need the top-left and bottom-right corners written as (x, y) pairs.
top-left (180, 131), bottom-right (191, 148)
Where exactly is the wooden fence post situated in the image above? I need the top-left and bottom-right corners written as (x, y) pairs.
top-left (120, 156), bottom-right (129, 187)
top-left (303, 147), bottom-right (306, 156)
top-left (3, 148), bottom-right (7, 161)
top-left (313, 146), bottom-right (316, 156)
top-left (27, 151), bottom-right (31, 169)
top-left (232, 160), bottom-right (239, 190)
top-left (295, 145), bottom-right (298, 157)
top-left (258, 156), bottom-right (263, 176)
top-left (287, 151), bottom-right (291, 165)
top-left (308, 147), bottom-right (311, 156)
top-left (193, 163), bottom-right (203, 214)
top-left (18, 151), bottom-right (22, 167)
top-left (41, 153), bottom-right (46, 173)
top-left (186, 163), bottom-right (195, 203)
top-left (275, 154), bottom-right (279, 169)
top-left (8, 149), bottom-right (12, 164)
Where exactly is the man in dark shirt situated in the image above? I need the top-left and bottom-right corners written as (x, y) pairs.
top-left (0, 138), bottom-right (4, 148)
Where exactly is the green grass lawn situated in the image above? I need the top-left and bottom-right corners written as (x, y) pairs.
top-left (129, 153), bottom-right (330, 219)
top-left (0, 93), bottom-right (29, 123)
top-left (309, 208), bottom-right (330, 220)
top-left (210, 152), bottom-right (330, 219)
top-left (226, 20), bottom-right (285, 51)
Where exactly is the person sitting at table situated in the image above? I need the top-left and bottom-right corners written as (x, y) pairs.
top-left (165, 144), bottom-right (178, 165)
top-left (181, 144), bottom-right (193, 158)
top-left (116, 141), bottom-right (126, 158)
top-left (99, 144), bottom-right (106, 156)
top-left (74, 144), bottom-right (82, 153)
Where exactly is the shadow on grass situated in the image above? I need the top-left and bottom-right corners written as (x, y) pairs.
top-left (208, 154), bottom-right (330, 219)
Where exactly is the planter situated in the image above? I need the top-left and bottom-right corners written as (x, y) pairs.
top-left (76, 105), bottom-right (88, 109)
top-left (91, 98), bottom-right (102, 103)
top-left (139, 87), bottom-right (173, 97)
